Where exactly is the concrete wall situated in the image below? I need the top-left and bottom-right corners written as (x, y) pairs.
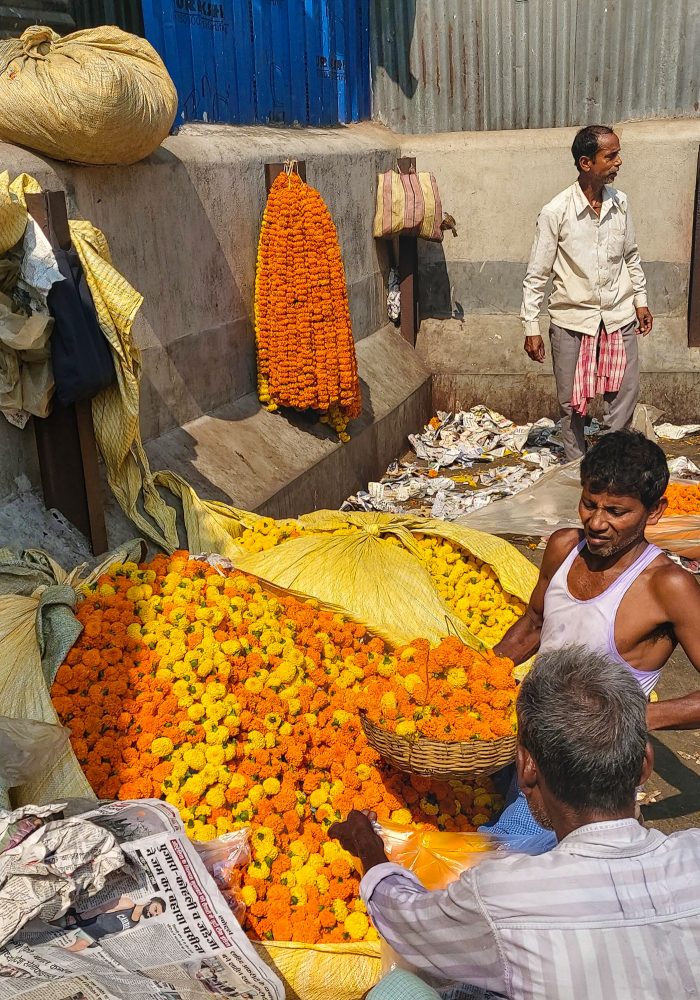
top-left (0, 123), bottom-right (432, 513)
top-left (0, 117), bottom-right (698, 524)
top-left (407, 119), bottom-right (700, 421)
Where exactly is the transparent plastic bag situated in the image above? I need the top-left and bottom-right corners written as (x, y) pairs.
top-left (192, 828), bottom-right (250, 923)
top-left (0, 716), bottom-right (70, 788)
top-left (377, 820), bottom-right (494, 892)
top-left (459, 460), bottom-right (700, 559)
top-left (457, 461), bottom-right (582, 539)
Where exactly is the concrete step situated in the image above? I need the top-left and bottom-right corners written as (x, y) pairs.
top-left (145, 323), bottom-right (432, 518)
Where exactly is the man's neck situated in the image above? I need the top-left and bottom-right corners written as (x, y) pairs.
top-left (551, 806), bottom-right (636, 841)
top-left (580, 533), bottom-right (648, 573)
top-left (577, 174), bottom-right (605, 208)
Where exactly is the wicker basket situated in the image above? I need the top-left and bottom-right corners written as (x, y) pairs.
top-left (360, 712), bottom-right (517, 781)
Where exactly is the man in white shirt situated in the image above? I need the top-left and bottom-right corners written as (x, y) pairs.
top-left (521, 125), bottom-right (653, 461)
top-left (330, 646), bottom-right (700, 1000)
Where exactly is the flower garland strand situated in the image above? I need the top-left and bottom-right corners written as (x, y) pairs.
top-left (51, 554), bottom-right (508, 945)
top-left (663, 482), bottom-right (700, 516)
top-left (254, 169), bottom-right (361, 442)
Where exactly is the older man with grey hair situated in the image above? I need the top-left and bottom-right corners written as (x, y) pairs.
top-left (330, 646), bottom-right (700, 1000)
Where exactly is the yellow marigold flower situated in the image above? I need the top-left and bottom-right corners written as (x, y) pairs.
top-left (244, 677), bottom-right (264, 695)
top-left (205, 785), bottom-right (226, 809)
top-left (390, 808), bottom-right (413, 826)
top-left (447, 667), bottom-right (468, 689)
top-left (344, 913), bottom-right (369, 941)
top-left (289, 840), bottom-right (309, 862)
top-left (249, 785), bottom-right (265, 805)
top-left (315, 874), bottom-right (329, 894)
top-left (187, 703), bottom-right (205, 722)
top-left (355, 764), bottom-right (371, 782)
top-left (403, 673), bottom-right (423, 694)
top-left (247, 861), bottom-right (271, 881)
top-left (309, 788), bottom-right (328, 809)
top-left (183, 747), bottom-right (206, 771)
top-left (241, 885), bottom-right (257, 907)
top-left (151, 737), bottom-right (174, 758)
top-left (366, 927), bottom-right (380, 942)
top-left (420, 797), bottom-right (439, 816)
top-left (472, 812), bottom-right (490, 827)
top-left (280, 870), bottom-right (296, 888)
top-left (247, 731), bottom-right (265, 750)
top-left (205, 745), bottom-right (225, 767)
top-left (228, 774), bottom-right (247, 791)
top-left (332, 900), bottom-right (349, 921)
top-left (291, 887), bottom-right (308, 906)
top-left (395, 720), bottom-right (416, 737)
top-left (262, 777), bottom-right (281, 796)
top-left (197, 823), bottom-right (217, 842)
top-left (296, 865), bottom-right (316, 887)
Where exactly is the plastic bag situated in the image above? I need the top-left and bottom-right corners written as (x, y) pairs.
top-left (377, 820), bottom-right (494, 891)
top-left (193, 828), bottom-right (250, 924)
top-left (234, 511), bottom-right (538, 649)
top-left (459, 460), bottom-right (700, 558)
top-left (0, 26), bottom-right (177, 165)
top-left (0, 716), bottom-right (69, 788)
top-left (458, 461), bottom-right (583, 539)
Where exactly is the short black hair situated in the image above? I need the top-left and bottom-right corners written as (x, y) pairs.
top-left (518, 646), bottom-right (648, 813)
top-left (571, 125), bottom-right (615, 169)
top-left (580, 430), bottom-right (669, 509)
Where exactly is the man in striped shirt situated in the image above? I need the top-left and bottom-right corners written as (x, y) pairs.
top-left (330, 647), bottom-right (700, 999)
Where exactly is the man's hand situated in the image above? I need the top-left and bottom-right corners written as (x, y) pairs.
top-left (328, 809), bottom-right (388, 873)
top-left (524, 335), bottom-right (545, 363)
top-left (636, 306), bottom-right (653, 335)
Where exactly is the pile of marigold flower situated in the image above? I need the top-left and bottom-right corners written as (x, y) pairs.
top-left (360, 637), bottom-right (517, 742)
top-left (663, 482), bottom-right (700, 516)
top-left (236, 520), bottom-right (525, 646)
top-left (254, 169), bottom-right (361, 441)
top-left (51, 553), bottom-right (504, 946)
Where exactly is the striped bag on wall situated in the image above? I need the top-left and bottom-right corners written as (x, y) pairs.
top-left (373, 165), bottom-right (444, 241)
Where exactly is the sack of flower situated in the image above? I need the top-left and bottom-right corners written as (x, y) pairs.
top-left (48, 550), bottom-right (506, 998)
top-left (234, 511), bottom-right (537, 649)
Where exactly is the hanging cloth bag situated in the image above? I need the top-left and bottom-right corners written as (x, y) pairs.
top-left (47, 245), bottom-right (116, 407)
top-left (373, 164), bottom-right (444, 242)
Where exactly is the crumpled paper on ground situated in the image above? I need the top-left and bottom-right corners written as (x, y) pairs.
top-left (655, 422), bottom-right (700, 440)
top-left (0, 802), bottom-right (124, 948)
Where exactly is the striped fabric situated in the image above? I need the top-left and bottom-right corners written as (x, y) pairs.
top-left (571, 322), bottom-right (627, 417)
top-left (361, 819), bottom-right (700, 1000)
top-left (373, 169), bottom-right (443, 241)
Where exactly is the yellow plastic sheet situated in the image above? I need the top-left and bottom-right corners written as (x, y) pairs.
top-left (234, 510), bottom-right (538, 649)
top-left (256, 941), bottom-right (381, 1000)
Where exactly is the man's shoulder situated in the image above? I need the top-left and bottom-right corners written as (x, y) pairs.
top-left (647, 551), bottom-right (700, 609)
top-left (539, 183), bottom-right (577, 218)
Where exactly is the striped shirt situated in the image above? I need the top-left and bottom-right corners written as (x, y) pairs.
top-left (361, 819), bottom-right (700, 1000)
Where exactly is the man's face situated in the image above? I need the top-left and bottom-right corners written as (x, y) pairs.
top-left (581, 131), bottom-right (622, 184)
top-left (578, 484), bottom-right (659, 557)
top-left (145, 901), bottom-right (164, 918)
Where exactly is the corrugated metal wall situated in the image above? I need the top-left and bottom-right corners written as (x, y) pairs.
top-left (72, 0), bottom-right (144, 34)
top-left (371, 0), bottom-right (700, 133)
top-left (141, 0), bottom-right (370, 126)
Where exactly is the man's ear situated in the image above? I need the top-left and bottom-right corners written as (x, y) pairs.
top-left (516, 745), bottom-right (537, 796)
top-left (640, 740), bottom-right (654, 785)
top-left (645, 497), bottom-right (667, 526)
top-left (578, 155), bottom-right (593, 174)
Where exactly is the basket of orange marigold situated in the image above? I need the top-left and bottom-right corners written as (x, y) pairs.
top-left (359, 637), bottom-right (518, 781)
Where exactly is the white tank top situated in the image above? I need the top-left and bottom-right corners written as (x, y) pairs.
top-left (538, 540), bottom-right (664, 697)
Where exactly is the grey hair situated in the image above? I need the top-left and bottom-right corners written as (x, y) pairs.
top-left (517, 645), bottom-right (648, 813)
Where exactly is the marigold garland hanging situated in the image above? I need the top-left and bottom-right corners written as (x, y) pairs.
top-left (254, 167), bottom-right (361, 442)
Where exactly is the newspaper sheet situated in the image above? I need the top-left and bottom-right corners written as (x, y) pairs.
top-left (0, 800), bottom-right (283, 1000)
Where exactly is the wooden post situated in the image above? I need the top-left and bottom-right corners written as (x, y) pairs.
top-left (265, 161), bottom-right (307, 192)
top-left (397, 157), bottom-right (419, 347)
top-left (689, 145), bottom-right (700, 348)
top-left (26, 190), bottom-right (108, 555)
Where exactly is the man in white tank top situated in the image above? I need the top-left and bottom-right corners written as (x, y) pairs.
top-left (494, 430), bottom-right (700, 731)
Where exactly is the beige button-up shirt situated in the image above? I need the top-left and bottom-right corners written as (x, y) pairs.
top-left (521, 181), bottom-right (648, 337)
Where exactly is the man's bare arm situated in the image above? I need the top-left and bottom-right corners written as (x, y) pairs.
top-left (647, 569), bottom-right (700, 730)
top-left (494, 530), bottom-right (579, 665)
